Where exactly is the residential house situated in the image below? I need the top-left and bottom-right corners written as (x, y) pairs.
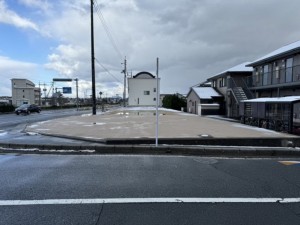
top-left (128, 71), bottom-right (160, 106)
top-left (186, 85), bottom-right (224, 115)
top-left (207, 62), bottom-right (253, 118)
top-left (11, 79), bottom-right (41, 106)
top-left (246, 40), bottom-right (300, 98)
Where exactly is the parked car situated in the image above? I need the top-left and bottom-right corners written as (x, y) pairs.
top-left (15, 104), bottom-right (41, 115)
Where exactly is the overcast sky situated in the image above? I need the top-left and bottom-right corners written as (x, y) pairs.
top-left (1, 0), bottom-right (300, 98)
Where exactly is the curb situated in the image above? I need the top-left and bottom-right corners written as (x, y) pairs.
top-left (23, 132), bottom-right (300, 147)
top-left (0, 143), bottom-right (300, 157)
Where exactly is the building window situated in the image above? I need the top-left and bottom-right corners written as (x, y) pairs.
top-left (219, 78), bottom-right (227, 87)
top-left (223, 77), bottom-right (227, 87)
top-left (219, 79), bottom-right (222, 87)
top-left (286, 57), bottom-right (293, 83)
top-left (144, 91), bottom-right (150, 95)
top-left (272, 62), bottom-right (280, 84)
top-left (153, 98), bottom-right (156, 101)
top-left (153, 88), bottom-right (156, 92)
top-left (263, 65), bottom-right (269, 85)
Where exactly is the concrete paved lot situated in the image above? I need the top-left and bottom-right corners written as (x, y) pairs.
top-left (25, 107), bottom-right (296, 140)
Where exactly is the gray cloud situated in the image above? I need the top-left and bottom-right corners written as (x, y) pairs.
top-left (2, 0), bottom-right (300, 97)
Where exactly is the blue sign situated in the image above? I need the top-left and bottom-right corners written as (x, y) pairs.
top-left (63, 87), bottom-right (72, 94)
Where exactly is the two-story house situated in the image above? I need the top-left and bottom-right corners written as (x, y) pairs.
top-left (207, 62), bottom-right (253, 118)
top-left (246, 40), bottom-right (300, 97)
top-left (128, 71), bottom-right (160, 106)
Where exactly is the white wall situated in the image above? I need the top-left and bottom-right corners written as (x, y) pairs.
top-left (11, 79), bottom-right (39, 106)
top-left (186, 90), bottom-right (199, 114)
top-left (128, 78), bottom-right (160, 106)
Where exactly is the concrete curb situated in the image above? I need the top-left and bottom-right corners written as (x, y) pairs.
top-left (25, 132), bottom-right (300, 147)
top-left (1, 142), bottom-right (300, 157)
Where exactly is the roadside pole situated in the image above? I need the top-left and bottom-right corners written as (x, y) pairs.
top-left (74, 78), bottom-right (79, 111)
top-left (123, 57), bottom-right (127, 107)
top-left (90, 0), bottom-right (96, 115)
top-left (155, 57), bottom-right (159, 147)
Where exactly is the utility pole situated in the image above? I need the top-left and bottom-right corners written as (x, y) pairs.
top-left (74, 78), bottom-right (79, 111)
top-left (123, 57), bottom-right (127, 107)
top-left (90, 0), bottom-right (96, 115)
top-left (38, 82), bottom-right (41, 106)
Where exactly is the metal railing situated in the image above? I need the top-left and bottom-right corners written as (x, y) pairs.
top-left (227, 77), bottom-right (254, 99)
top-left (245, 65), bottom-right (300, 88)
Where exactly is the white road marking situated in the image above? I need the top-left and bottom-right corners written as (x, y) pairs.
top-left (0, 198), bottom-right (299, 206)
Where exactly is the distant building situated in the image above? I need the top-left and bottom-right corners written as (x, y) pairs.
top-left (128, 71), bottom-right (160, 106)
top-left (0, 96), bottom-right (12, 105)
top-left (11, 79), bottom-right (41, 106)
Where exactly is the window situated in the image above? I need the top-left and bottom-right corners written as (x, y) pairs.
top-left (273, 62), bottom-right (279, 84)
top-left (218, 77), bottom-right (227, 87)
top-left (144, 91), bottom-right (150, 95)
top-left (153, 98), bottom-right (156, 101)
top-left (263, 65), bottom-right (269, 85)
top-left (223, 77), bottom-right (227, 87)
top-left (286, 57), bottom-right (293, 82)
top-left (153, 88), bottom-right (156, 92)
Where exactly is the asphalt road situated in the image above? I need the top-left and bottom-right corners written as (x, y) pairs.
top-left (0, 108), bottom-right (103, 145)
top-left (0, 154), bottom-right (299, 225)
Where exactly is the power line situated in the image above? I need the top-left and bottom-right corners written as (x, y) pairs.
top-left (93, 0), bottom-right (123, 60)
top-left (95, 57), bottom-right (122, 84)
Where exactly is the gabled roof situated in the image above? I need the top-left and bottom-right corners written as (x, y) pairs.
top-left (208, 62), bottom-right (253, 80)
top-left (188, 87), bottom-right (222, 99)
top-left (247, 40), bottom-right (300, 67)
top-left (133, 71), bottom-right (155, 79)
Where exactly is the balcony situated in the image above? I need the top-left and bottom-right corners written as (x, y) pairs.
top-left (245, 65), bottom-right (300, 89)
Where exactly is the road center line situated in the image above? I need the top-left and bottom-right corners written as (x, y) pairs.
top-left (0, 198), bottom-right (300, 206)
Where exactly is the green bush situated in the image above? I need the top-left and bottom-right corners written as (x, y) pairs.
top-left (0, 105), bottom-right (15, 113)
top-left (162, 94), bottom-right (186, 111)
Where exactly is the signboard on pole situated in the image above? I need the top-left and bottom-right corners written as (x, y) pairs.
top-left (53, 78), bottom-right (73, 82)
top-left (63, 87), bottom-right (72, 94)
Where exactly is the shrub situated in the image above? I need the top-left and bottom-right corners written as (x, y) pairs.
top-left (0, 104), bottom-right (15, 113)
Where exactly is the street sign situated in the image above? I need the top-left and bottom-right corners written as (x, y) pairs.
top-left (53, 78), bottom-right (73, 82)
top-left (63, 87), bottom-right (72, 94)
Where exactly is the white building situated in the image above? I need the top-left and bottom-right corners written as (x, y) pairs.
top-left (128, 71), bottom-right (160, 106)
top-left (11, 79), bottom-right (41, 106)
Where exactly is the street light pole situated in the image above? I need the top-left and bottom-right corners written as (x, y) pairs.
top-left (91, 0), bottom-right (96, 115)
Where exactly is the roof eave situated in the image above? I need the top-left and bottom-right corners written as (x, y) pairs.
top-left (247, 48), bottom-right (300, 67)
